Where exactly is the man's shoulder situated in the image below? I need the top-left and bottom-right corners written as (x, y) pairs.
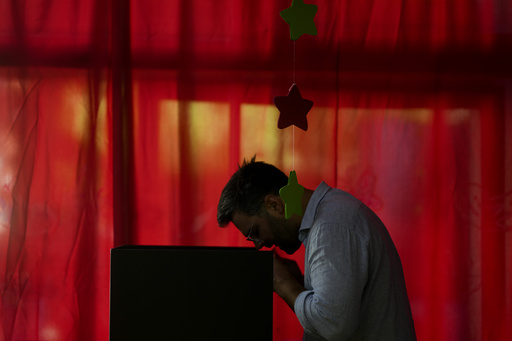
top-left (318, 185), bottom-right (363, 213)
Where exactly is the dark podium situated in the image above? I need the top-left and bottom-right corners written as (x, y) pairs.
top-left (109, 245), bottom-right (273, 340)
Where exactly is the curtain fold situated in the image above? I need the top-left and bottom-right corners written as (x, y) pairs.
top-left (1, 1), bottom-right (511, 340)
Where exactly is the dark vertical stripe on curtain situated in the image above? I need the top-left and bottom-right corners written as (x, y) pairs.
top-left (112, 0), bottom-right (135, 247)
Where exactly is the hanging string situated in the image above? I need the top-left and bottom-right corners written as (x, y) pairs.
top-left (292, 40), bottom-right (296, 170)
top-left (293, 126), bottom-right (295, 169)
top-left (293, 40), bottom-right (296, 84)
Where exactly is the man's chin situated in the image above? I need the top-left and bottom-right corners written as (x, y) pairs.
top-left (279, 244), bottom-right (299, 255)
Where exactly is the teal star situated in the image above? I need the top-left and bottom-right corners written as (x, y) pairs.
top-left (280, 0), bottom-right (318, 41)
top-left (279, 170), bottom-right (305, 219)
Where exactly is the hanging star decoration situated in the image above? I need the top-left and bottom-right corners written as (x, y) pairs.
top-left (279, 170), bottom-right (305, 219)
top-left (280, 0), bottom-right (318, 41)
top-left (273, 83), bottom-right (313, 131)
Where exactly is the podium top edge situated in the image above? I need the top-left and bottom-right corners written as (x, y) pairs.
top-left (111, 245), bottom-right (268, 252)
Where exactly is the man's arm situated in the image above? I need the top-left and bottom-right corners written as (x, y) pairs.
top-left (273, 253), bottom-right (305, 311)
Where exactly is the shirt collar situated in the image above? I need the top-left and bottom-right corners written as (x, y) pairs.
top-left (298, 181), bottom-right (331, 242)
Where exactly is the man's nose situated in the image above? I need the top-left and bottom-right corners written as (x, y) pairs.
top-left (253, 240), bottom-right (264, 249)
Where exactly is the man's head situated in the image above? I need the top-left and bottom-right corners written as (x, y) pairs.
top-left (217, 157), bottom-right (302, 254)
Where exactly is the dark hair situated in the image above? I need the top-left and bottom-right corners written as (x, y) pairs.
top-left (217, 156), bottom-right (288, 227)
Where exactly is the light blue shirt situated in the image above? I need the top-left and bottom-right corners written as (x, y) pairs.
top-left (295, 182), bottom-right (416, 341)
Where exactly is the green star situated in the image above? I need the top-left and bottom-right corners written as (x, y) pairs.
top-left (280, 0), bottom-right (318, 41)
top-left (279, 170), bottom-right (305, 219)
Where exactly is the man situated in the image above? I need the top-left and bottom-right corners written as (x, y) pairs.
top-left (217, 157), bottom-right (416, 341)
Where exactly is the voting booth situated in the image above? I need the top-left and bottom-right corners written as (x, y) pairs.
top-left (109, 245), bottom-right (273, 340)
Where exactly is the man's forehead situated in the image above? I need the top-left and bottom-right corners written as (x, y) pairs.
top-left (231, 211), bottom-right (255, 236)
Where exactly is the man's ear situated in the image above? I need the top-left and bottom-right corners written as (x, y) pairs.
top-left (264, 194), bottom-right (285, 215)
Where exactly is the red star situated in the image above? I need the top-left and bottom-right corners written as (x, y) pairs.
top-left (273, 84), bottom-right (313, 131)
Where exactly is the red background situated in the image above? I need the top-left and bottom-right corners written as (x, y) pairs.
top-left (1, 0), bottom-right (511, 340)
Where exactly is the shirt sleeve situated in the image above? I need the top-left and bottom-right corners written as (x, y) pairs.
top-left (294, 216), bottom-right (370, 340)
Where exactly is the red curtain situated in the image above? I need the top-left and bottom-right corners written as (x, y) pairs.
top-left (1, 0), bottom-right (511, 340)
